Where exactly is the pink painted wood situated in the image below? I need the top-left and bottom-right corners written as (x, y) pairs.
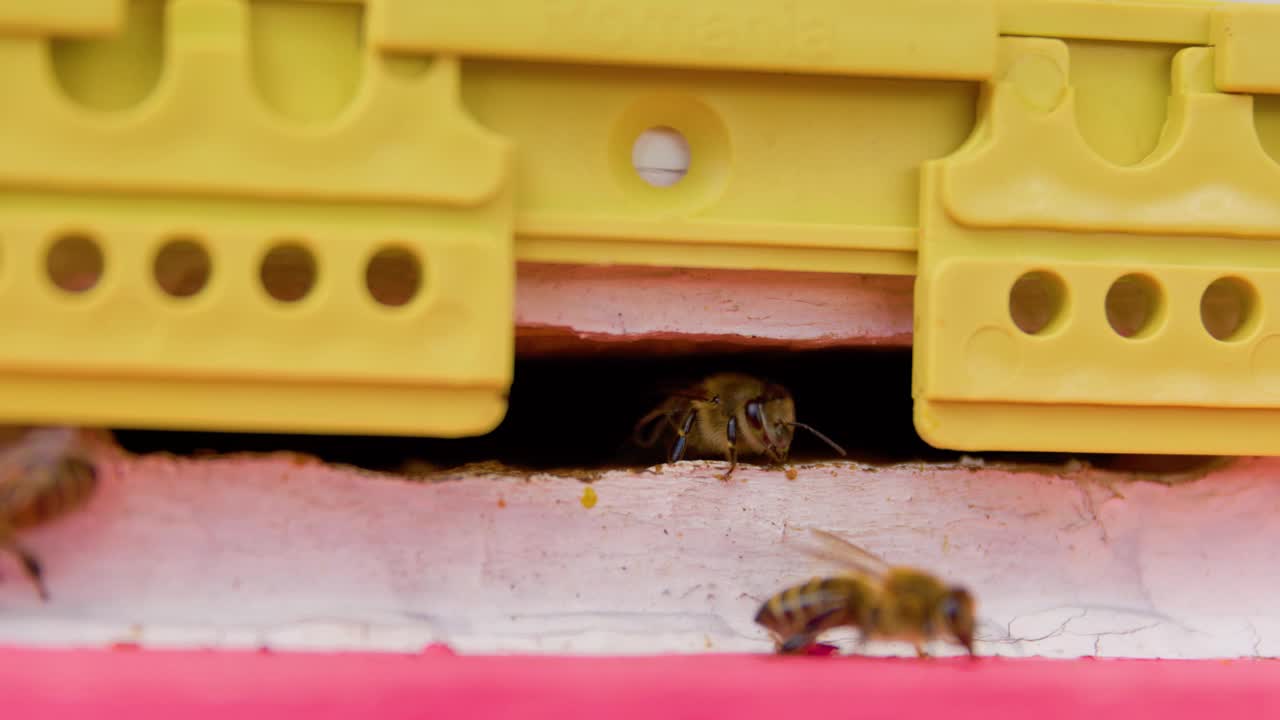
top-left (4, 646), bottom-right (1279, 720)
top-left (515, 264), bottom-right (912, 353)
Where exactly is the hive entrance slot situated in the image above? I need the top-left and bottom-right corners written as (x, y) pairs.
top-left (110, 349), bottom-right (1217, 478)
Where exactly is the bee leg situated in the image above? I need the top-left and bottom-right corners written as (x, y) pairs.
top-left (913, 642), bottom-right (929, 659)
top-left (778, 632), bottom-right (819, 655)
top-left (719, 417), bottom-right (739, 482)
top-left (668, 408), bottom-right (697, 464)
top-left (0, 532), bottom-right (50, 602)
top-left (19, 549), bottom-right (49, 602)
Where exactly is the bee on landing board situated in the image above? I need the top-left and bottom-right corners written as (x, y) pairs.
top-left (0, 427), bottom-right (100, 601)
top-left (632, 373), bottom-right (846, 481)
top-left (754, 528), bottom-right (977, 658)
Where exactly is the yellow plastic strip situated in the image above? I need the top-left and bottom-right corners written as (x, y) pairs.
top-left (372, 0), bottom-right (998, 81)
top-left (0, 0), bottom-right (122, 37)
top-left (998, 0), bottom-right (1213, 45)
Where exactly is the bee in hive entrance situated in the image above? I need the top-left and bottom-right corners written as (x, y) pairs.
top-left (632, 372), bottom-right (846, 481)
top-left (755, 528), bottom-right (977, 658)
top-left (0, 428), bottom-right (100, 601)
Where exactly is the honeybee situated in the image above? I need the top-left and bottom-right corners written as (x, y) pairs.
top-left (0, 427), bottom-right (100, 601)
top-left (632, 373), bottom-right (845, 480)
top-left (755, 528), bottom-right (976, 657)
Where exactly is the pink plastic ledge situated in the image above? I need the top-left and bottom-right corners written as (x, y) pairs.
top-left (2, 646), bottom-right (1278, 719)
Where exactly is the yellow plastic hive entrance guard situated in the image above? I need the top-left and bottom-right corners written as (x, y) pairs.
top-left (0, 0), bottom-right (513, 437)
top-left (915, 32), bottom-right (1280, 456)
top-left (4, 0), bottom-right (1280, 452)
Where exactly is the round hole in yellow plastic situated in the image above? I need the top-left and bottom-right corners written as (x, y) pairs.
top-left (611, 94), bottom-right (730, 215)
top-left (47, 232), bottom-right (104, 294)
top-left (1200, 276), bottom-right (1259, 342)
top-left (260, 243), bottom-right (317, 303)
top-left (631, 126), bottom-right (691, 188)
top-left (1009, 270), bottom-right (1068, 335)
top-left (154, 238), bottom-right (211, 299)
top-left (365, 246), bottom-right (422, 308)
top-left (1105, 273), bottom-right (1164, 339)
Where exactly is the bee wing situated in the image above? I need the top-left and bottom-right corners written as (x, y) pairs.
top-left (632, 404), bottom-right (677, 447)
top-left (0, 446), bottom-right (48, 505)
top-left (794, 528), bottom-right (892, 580)
top-left (656, 384), bottom-right (716, 403)
top-left (633, 379), bottom-right (716, 447)
top-left (0, 457), bottom-right (21, 499)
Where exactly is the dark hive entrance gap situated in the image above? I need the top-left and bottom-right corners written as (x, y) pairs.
top-left (111, 348), bottom-right (1215, 476)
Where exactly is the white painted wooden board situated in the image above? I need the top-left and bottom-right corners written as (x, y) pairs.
top-left (1, 430), bottom-right (1276, 659)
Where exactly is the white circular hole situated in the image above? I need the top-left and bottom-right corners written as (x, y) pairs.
top-left (631, 126), bottom-right (690, 188)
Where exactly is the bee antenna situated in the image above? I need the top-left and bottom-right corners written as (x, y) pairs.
top-left (785, 422), bottom-right (847, 457)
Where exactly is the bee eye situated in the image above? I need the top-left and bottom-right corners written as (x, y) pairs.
top-left (745, 400), bottom-right (765, 429)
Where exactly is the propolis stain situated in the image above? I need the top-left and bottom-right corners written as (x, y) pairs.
top-left (581, 486), bottom-right (598, 509)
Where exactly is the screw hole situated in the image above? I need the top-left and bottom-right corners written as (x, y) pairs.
top-left (631, 126), bottom-right (690, 188)
top-left (47, 233), bottom-right (104, 293)
top-left (1105, 273), bottom-right (1163, 339)
top-left (1201, 276), bottom-right (1258, 342)
top-left (260, 243), bottom-right (317, 303)
top-left (1009, 270), bottom-right (1068, 335)
top-left (154, 238), bottom-right (211, 298)
top-left (365, 246), bottom-right (422, 308)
